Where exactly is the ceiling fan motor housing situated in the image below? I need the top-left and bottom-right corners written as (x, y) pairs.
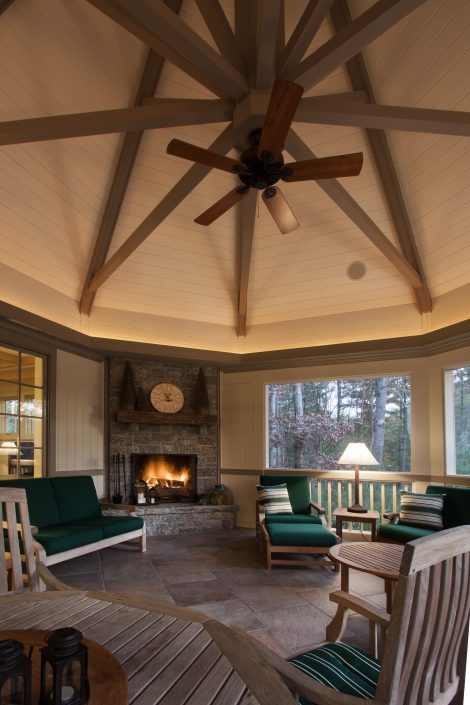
top-left (235, 129), bottom-right (292, 190)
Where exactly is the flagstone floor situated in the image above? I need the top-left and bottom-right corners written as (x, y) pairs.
top-left (50, 528), bottom-right (387, 658)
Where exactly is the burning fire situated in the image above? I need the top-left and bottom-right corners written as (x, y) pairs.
top-left (142, 459), bottom-right (190, 488)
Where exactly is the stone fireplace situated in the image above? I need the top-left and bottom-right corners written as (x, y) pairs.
top-left (132, 453), bottom-right (198, 503)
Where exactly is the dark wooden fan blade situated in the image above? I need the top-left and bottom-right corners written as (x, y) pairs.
top-left (257, 80), bottom-right (304, 160)
top-left (283, 153), bottom-right (363, 182)
top-left (262, 188), bottom-right (299, 234)
top-left (167, 139), bottom-right (241, 174)
top-left (195, 187), bottom-right (249, 226)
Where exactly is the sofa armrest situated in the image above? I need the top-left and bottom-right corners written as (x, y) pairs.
top-left (383, 512), bottom-right (400, 524)
top-left (3, 520), bottom-right (38, 536)
top-left (100, 501), bottom-right (137, 517)
top-left (310, 501), bottom-right (325, 515)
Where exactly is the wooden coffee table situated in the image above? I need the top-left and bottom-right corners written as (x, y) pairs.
top-left (326, 542), bottom-right (404, 643)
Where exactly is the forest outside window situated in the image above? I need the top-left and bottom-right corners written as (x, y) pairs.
top-left (0, 346), bottom-right (44, 478)
top-left (444, 366), bottom-right (470, 476)
top-left (267, 376), bottom-right (411, 471)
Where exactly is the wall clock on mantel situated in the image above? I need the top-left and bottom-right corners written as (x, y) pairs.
top-left (150, 383), bottom-right (184, 414)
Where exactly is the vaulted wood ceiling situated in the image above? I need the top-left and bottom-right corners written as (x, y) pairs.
top-left (0, 0), bottom-right (470, 353)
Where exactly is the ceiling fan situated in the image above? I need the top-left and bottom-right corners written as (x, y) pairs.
top-left (167, 80), bottom-right (363, 234)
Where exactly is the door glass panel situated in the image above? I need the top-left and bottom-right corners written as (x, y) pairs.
top-left (0, 381), bottom-right (19, 414)
top-left (21, 353), bottom-right (43, 387)
top-left (0, 348), bottom-right (19, 383)
top-left (0, 416), bottom-right (18, 434)
top-left (20, 387), bottom-right (43, 417)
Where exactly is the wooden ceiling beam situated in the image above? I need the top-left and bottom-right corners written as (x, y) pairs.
top-left (194, 0), bottom-right (246, 77)
top-left (295, 99), bottom-right (470, 137)
top-left (286, 130), bottom-right (423, 291)
top-left (235, 0), bottom-right (259, 87)
top-left (330, 0), bottom-right (431, 314)
top-left (0, 99), bottom-right (233, 146)
top-left (236, 190), bottom-right (257, 336)
top-left (255, 0), bottom-right (282, 89)
top-left (277, 0), bottom-right (334, 77)
top-left (283, 0), bottom-right (430, 90)
top-left (86, 0), bottom-right (248, 100)
top-left (0, 0), bottom-right (14, 16)
top-left (85, 125), bottom-right (236, 295)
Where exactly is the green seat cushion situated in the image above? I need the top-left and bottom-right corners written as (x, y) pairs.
top-left (289, 642), bottom-right (380, 704)
top-left (0, 478), bottom-right (60, 529)
top-left (265, 514), bottom-right (322, 526)
top-left (259, 475), bottom-right (311, 514)
top-left (51, 476), bottom-right (101, 523)
top-left (34, 525), bottom-right (104, 556)
top-left (267, 522), bottom-right (337, 548)
top-left (426, 485), bottom-right (470, 528)
top-left (378, 522), bottom-right (437, 543)
top-left (65, 515), bottom-right (144, 539)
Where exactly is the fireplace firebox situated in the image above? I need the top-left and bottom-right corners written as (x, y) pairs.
top-left (131, 453), bottom-right (197, 503)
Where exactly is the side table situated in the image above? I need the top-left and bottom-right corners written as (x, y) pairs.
top-left (333, 508), bottom-right (379, 541)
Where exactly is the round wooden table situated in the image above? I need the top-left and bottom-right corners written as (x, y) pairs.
top-left (326, 542), bottom-right (405, 644)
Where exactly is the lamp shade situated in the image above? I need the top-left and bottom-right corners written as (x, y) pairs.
top-left (338, 442), bottom-right (378, 466)
top-left (0, 441), bottom-right (17, 455)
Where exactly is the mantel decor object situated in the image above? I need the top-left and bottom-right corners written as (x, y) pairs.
top-left (0, 638), bottom-right (32, 705)
top-left (209, 484), bottom-right (234, 506)
top-left (39, 628), bottom-right (88, 705)
top-left (135, 478), bottom-right (148, 505)
top-left (337, 442), bottom-right (378, 513)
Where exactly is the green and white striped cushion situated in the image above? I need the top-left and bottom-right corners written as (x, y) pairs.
top-left (289, 642), bottom-right (379, 704)
top-left (257, 483), bottom-right (293, 515)
top-left (399, 492), bottom-right (444, 529)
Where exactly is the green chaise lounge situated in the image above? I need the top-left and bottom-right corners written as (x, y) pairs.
top-left (0, 475), bottom-right (146, 565)
top-left (257, 474), bottom-right (340, 570)
top-left (377, 484), bottom-right (470, 543)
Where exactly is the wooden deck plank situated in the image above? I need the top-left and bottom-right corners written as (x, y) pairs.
top-left (0, 595), bottom-right (95, 628)
top-left (211, 669), bottom-right (249, 705)
top-left (116, 615), bottom-right (180, 667)
top-left (157, 642), bottom-right (222, 705)
top-left (104, 613), bottom-right (164, 653)
top-left (184, 655), bottom-right (234, 705)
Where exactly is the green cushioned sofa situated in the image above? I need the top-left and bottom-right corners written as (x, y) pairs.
top-left (257, 474), bottom-right (340, 570)
top-left (0, 476), bottom-right (146, 565)
top-left (377, 484), bottom-right (470, 544)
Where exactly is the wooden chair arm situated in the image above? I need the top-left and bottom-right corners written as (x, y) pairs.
top-left (100, 502), bottom-right (137, 516)
top-left (309, 501), bottom-right (325, 515)
top-left (36, 562), bottom-right (75, 591)
top-left (2, 520), bottom-right (38, 536)
top-left (383, 512), bottom-right (400, 524)
top-left (329, 591), bottom-right (390, 628)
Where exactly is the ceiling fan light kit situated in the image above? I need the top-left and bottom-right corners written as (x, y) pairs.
top-left (166, 79), bottom-right (364, 235)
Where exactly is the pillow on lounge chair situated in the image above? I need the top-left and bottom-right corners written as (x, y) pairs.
top-left (257, 483), bottom-right (293, 515)
top-left (399, 491), bottom-right (444, 529)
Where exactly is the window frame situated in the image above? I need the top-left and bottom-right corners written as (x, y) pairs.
top-left (444, 365), bottom-right (470, 477)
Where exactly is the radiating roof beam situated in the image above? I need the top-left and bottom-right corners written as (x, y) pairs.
top-left (235, 0), bottom-right (259, 88)
top-left (255, 0), bottom-right (282, 89)
top-left (330, 0), bottom-right (432, 314)
top-left (85, 125), bottom-right (236, 295)
top-left (195, 0), bottom-right (246, 77)
top-left (277, 0), bottom-right (333, 77)
top-left (0, 99), bottom-right (233, 146)
top-left (0, 1), bottom-right (14, 16)
top-left (86, 0), bottom-right (248, 100)
top-left (237, 190), bottom-right (258, 336)
top-left (282, 0), bottom-right (430, 91)
top-left (286, 130), bottom-right (423, 291)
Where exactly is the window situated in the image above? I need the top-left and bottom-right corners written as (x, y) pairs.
top-left (445, 366), bottom-right (470, 476)
top-left (267, 375), bottom-right (411, 471)
top-left (0, 346), bottom-right (45, 477)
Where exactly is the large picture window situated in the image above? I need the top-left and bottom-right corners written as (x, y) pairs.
top-left (0, 346), bottom-right (45, 477)
top-left (445, 366), bottom-right (470, 476)
top-left (268, 375), bottom-right (411, 471)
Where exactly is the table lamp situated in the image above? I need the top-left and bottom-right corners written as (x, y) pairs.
top-left (338, 442), bottom-right (378, 513)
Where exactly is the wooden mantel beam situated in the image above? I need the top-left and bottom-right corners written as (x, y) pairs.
top-left (86, 0), bottom-right (248, 100)
top-left (282, 0), bottom-right (430, 91)
top-left (85, 125), bottom-right (236, 295)
top-left (286, 130), bottom-right (423, 291)
top-left (330, 0), bottom-right (432, 314)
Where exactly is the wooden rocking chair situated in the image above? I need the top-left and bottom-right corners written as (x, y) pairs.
top-left (255, 525), bottom-right (470, 705)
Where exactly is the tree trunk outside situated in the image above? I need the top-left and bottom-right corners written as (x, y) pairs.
top-left (372, 378), bottom-right (387, 464)
top-left (269, 386), bottom-right (279, 468)
top-left (293, 383), bottom-right (304, 468)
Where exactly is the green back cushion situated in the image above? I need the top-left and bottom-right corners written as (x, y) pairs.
top-left (259, 475), bottom-right (311, 514)
top-left (0, 478), bottom-right (60, 528)
top-left (399, 492), bottom-right (444, 529)
top-left (426, 485), bottom-right (470, 528)
top-left (51, 476), bottom-right (101, 522)
top-left (289, 643), bottom-right (380, 702)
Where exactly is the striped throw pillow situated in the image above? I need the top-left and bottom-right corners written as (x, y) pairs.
top-left (399, 492), bottom-right (444, 529)
top-left (257, 483), bottom-right (293, 515)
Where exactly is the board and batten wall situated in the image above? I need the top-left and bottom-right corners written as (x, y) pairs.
top-left (55, 350), bottom-right (105, 497)
top-left (220, 345), bottom-right (470, 528)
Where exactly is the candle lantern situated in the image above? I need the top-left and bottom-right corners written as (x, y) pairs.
top-left (148, 486), bottom-right (158, 505)
top-left (135, 478), bottom-right (148, 505)
top-left (0, 639), bottom-right (31, 705)
top-left (39, 628), bottom-right (88, 705)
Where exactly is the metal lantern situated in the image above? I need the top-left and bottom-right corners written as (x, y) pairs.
top-left (39, 628), bottom-right (88, 705)
top-left (0, 639), bottom-right (31, 705)
top-left (148, 485), bottom-right (158, 505)
top-left (135, 478), bottom-right (148, 505)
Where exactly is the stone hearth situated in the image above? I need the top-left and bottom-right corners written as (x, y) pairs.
top-left (104, 503), bottom-right (235, 536)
